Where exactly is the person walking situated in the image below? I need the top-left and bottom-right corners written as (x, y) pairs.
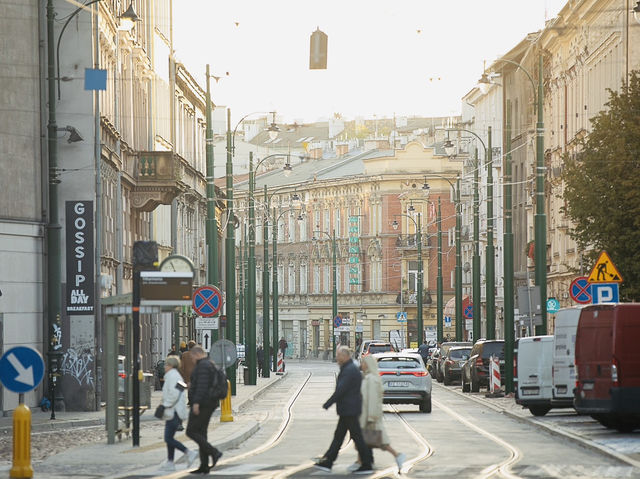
top-left (314, 346), bottom-right (373, 474)
top-left (417, 340), bottom-right (430, 365)
top-left (257, 345), bottom-right (264, 377)
top-left (348, 355), bottom-right (405, 472)
top-left (186, 346), bottom-right (223, 474)
top-left (179, 340), bottom-right (197, 387)
top-left (159, 356), bottom-right (197, 471)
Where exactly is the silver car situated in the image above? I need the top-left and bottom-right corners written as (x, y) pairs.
top-left (374, 352), bottom-right (432, 413)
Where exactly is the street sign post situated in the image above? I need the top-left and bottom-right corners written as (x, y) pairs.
top-left (546, 298), bottom-right (560, 314)
top-left (592, 283), bottom-right (619, 304)
top-left (396, 311), bottom-right (407, 323)
top-left (210, 339), bottom-right (237, 370)
top-left (570, 276), bottom-right (592, 304)
top-left (202, 330), bottom-right (213, 352)
top-left (333, 315), bottom-right (342, 328)
top-left (195, 317), bottom-right (219, 330)
top-left (0, 346), bottom-right (45, 394)
top-left (464, 305), bottom-right (473, 320)
top-left (444, 316), bottom-right (452, 327)
top-left (192, 285), bottom-right (222, 318)
top-left (587, 251), bottom-right (623, 283)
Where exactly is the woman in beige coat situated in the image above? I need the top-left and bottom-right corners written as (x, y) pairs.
top-left (350, 355), bottom-right (405, 471)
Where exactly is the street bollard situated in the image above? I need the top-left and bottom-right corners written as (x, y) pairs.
top-left (10, 403), bottom-right (33, 478)
top-left (220, 380), bottom-right (233, 422)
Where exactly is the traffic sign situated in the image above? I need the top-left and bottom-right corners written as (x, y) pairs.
top-left (396, 311), bottom-right (407, 322)
top-left (592, 283), bottom-right (619, 304)
top-left (444, 316), bottom-right (452, 327)
top-left (192, 285), bottom-right (222, 317)
top-left (0, 346), bottom-right (45, 394)
top-left (570, 276), bottom-right (592, 304)
top-left (195, 317), bottom-right (219, 330)
top-left (464, 305), bottom-right (473, 319)
top-left (333, 315), bottom-right (342, 328)
top-left (202, 330), bottom-right (212, 352)
top-left (588, 251), bottom-right (623, 283)
top-left (210, 339), bottom-right (237, 369)
top-left (546, 298), bottom-right (560, 314)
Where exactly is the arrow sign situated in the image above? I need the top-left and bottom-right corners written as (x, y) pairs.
top-left (0, 346), bottom-right (45, 394)
top-left (202, 330), bottom-right (212, 352)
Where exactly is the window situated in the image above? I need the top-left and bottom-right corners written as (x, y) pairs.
top-left (408, 260), bottom-right (419, 296)
top-left (300, 216), bottom-right (307, 241)
top-left (314, 210), bottom-right (320, 232)
top-left (336, 263), bottom-right (342, 293)
top-left (288, 215), bottom-right (295, 243)
top-left (324, 209), bottom-right (330, 232)
top-left (288, 264), bottom-right (296, 294)
top-left (278, 265), bottom-right (284, 294)
top-left (323, 264), bottom-right (330, 292)
top-left (256, 220), bottom-right (263, 245)
top-left (278, 217), bottom-right (285, 242)
top-left (313, 265), bottom-right (320, 293)
top-left (300, 263), bottom-right (307, 293)
top-left (335, 209), bottom-right (341, 239)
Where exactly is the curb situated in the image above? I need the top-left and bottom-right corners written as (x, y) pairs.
top-left (213, 419), bottom-right (260, 451)
top-left (234, 372), bottom-right (288, 414)
top-left (435, 383), bottom-right (640, 468)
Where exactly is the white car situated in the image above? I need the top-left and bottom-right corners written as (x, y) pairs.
top-left (374, 352), bottom-right (432, 413)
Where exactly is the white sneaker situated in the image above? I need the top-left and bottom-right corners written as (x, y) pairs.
top-left (347, 463), bottom-right (361, 472)
top-left (175, 452), bottom-right (187, 464)
top-left (395, 453), bottom-right (406, 470)
top-left (159, 460), bottom-right (175, 471)
top-left (186, 449), bottom-right (198, 467)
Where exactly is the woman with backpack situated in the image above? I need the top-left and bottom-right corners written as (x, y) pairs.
top-left (159, 356), bottom-right (197, 471)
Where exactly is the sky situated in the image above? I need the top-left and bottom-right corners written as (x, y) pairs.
top-left (173, 0), bottom-right (568, 123)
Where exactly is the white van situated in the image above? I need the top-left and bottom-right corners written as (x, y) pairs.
top-left (552, 307), bottom-right (582, 402)
top-left (515, 335), bottom-right (554, 416)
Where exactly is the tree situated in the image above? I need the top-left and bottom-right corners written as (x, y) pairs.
top-left (562, 71), bottom-right (640, 300)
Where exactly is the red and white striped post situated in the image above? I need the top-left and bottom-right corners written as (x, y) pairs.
top-left (276, 350), bottom-right (284, 375)
top-left (490, 355), bottom-right (501, 393)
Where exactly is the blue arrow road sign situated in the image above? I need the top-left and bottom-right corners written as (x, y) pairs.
top-left (0, 346), bottom-right (45, 394)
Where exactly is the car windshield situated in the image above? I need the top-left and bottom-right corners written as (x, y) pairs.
top-left (369, 344), bottom-right (393, 354)
top-left (377, 357), bottom-right (421, 369)
top-left (450, 348), bottom-right (471, 360)
top-left (482, 342), bottom-right (505, 358)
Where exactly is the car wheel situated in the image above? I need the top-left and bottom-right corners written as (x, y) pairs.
top-left (419, 396), bottom-right (432, 413)
top-left (529, 406), bottom-right (551, 417)
top-left (462, 376), bottom-right (470, 393)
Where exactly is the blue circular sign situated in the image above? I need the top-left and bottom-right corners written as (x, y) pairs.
top-left (0, 346), bottom-right (45, 394)
top-left (333, 316), bottom-right (342, 328)
top-left (192, 286), bottom-right (222, 317)
top-left (570, 277), bottom-right (592, 304)
top-left (464, 305), bottom-right (473, 319)
top-left (547, 298), bottom-right (560, 314)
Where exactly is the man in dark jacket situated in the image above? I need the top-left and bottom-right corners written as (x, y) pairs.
top-left (315, 346), bottom-right (373, 474)
top-left (186, 346), bottom-right (223, 474)
top-left (417, 340), bottom-right (430, 364)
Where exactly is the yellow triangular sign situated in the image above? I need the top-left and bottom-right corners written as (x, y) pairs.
top-left (587, 251), bottom-right (623, 283)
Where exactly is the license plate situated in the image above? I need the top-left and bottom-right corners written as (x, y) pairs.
top-left (582, 382), bottom-right (594, 391)
top-left (388, 381), bottom-right (409, 387)
top-left (521, 387), bottom-right (540, 396)
top-left (556, 386), bottom-right (567, 395)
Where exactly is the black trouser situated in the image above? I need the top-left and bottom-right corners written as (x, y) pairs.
top-left (324, 415), bottom-right (372, 467)
top-left (186, 405), bottom-right (220, 468)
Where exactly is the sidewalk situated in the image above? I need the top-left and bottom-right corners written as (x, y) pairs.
top-left (0, 371), bottom-right (285, 478)
top-left (439, 383), bottom-right (640, 468)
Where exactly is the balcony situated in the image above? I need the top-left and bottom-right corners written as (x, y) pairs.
top-left (131, 151), bottom-right (184, 212)
top-left (395, 234), bottom-right (431, 250)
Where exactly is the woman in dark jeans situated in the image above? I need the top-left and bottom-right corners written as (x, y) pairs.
top-left (159, 356), bottom-right (197, 471)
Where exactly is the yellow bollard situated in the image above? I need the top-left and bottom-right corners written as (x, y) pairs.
top-left (10, 403), bottom-right (33, 478)
top-left (220, 380), bottom-right (233, 422)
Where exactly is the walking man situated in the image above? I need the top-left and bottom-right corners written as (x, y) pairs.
top-left (315, 346), bottom-right (373, 474)
top-left (186, 346), bottom-right (223, 474)
top-left (257, 345), bottom-right (264, 377)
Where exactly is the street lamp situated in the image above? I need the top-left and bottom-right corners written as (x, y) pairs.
top-left (392, 213), bottom-right (424, 344)
top-left (445, 128), bottom-right (492, 341)
top-left (313, 230), bottom-right (338, 359)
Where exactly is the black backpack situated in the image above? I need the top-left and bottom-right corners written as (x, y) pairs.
top-left (209, 366), bottom-right (228, 401)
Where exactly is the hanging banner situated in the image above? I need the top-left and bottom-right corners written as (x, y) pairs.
top-left (348, 216), bottom-right (360, 286)
top-left (65, 201), bottom-right (95, 315)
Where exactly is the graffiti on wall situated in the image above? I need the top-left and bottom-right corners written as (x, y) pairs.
top-left (61, 348), bottom-right (94, 387)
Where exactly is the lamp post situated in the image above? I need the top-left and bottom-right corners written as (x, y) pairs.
top-left (225, 109), bottom-right (237, 392)
top-left (423, 173), bottom-right (462, 341)
top-left (314, 230), bottom-right (338, 358)
top-left (445, 130), bottom-right (489, 340)
top-left (392, 213), bottom-right (423, 344)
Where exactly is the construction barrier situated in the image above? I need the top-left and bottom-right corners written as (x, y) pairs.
top-left (489, 355), bottom-right (501, 393)
top-left (276, 351), bottom-right (284, 375)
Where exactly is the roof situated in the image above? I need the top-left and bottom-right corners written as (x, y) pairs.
top-left (248, 122), bottom-right (337, 146)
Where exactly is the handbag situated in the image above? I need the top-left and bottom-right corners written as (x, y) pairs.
top-left (363, 425), bottom-right (383, 448)
top-left (155, 390), bottom-right (182, 420)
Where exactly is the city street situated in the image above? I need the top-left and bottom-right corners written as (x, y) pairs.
top-left (17, 360), bottom-right (639, 479)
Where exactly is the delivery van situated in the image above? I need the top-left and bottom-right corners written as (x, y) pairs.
top-left (515, 335), bottom-right (554, 416)
top-left (574, 303), bottom-right (640, 432)
top-left (552, 307), bottom-right (582, 401)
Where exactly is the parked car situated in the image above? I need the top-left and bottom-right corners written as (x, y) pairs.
top-left (357, 339), bottom-right (374, 359)
top-left (442, 346), bottom-right (472, 385)
top-left (515, 336), bottom-right (555, 416)
top-left (374, 352), bottom-right (432, 413)
top-left (461, 339), bottom-right (505, 392)
top-left (362, 341), bottom-right (395, 357)
top-left (436, 342), bottom-right (472, 382)
top-left (574, 303), bottom-right (640, 432)
top-left (552, 307), bottom-right (583, 402)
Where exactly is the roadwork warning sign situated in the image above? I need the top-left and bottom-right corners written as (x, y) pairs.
top-left (587, 251), bottom-right (623, 283)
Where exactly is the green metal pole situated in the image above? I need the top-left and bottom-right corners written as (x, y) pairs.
top-left (225, 109), bottom-right (237, 391)
top-left (455, 180), bottom-right (463, 341)
top-left (205, 65), bottom-right (219, 342)
top-left (247, 153), bottom-right (257, 385)
top-left (504, 100), bottom-right (515, 393)
top-left (46, 0), bottom-right (63, 407)
top-left (486, 126), bottom-right (496, 340)
top-left (437, 198), bottom-right (443, 343)
top-left (417, 215), bottom-right (423, 345)
top-left (535, 53), bottom-right (547, 335)
top-left (473, 148), bottom-right (481, 343)
top-left (332, 230), bottom-right (337, 359)
top-left (243, 226), bottom-right (248, 344)
top-left (272, 206), bottom-right (279, 371)
top-left (262, 186), bottom-right (270, 378)
top-left (238, 225), bottom-right (244, 345)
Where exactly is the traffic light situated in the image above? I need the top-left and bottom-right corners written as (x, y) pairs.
top-left (309, 27), bottom-right (328, 70)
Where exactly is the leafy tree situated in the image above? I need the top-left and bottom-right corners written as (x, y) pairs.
top-left (562, 71), bottom-right (640, 300)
